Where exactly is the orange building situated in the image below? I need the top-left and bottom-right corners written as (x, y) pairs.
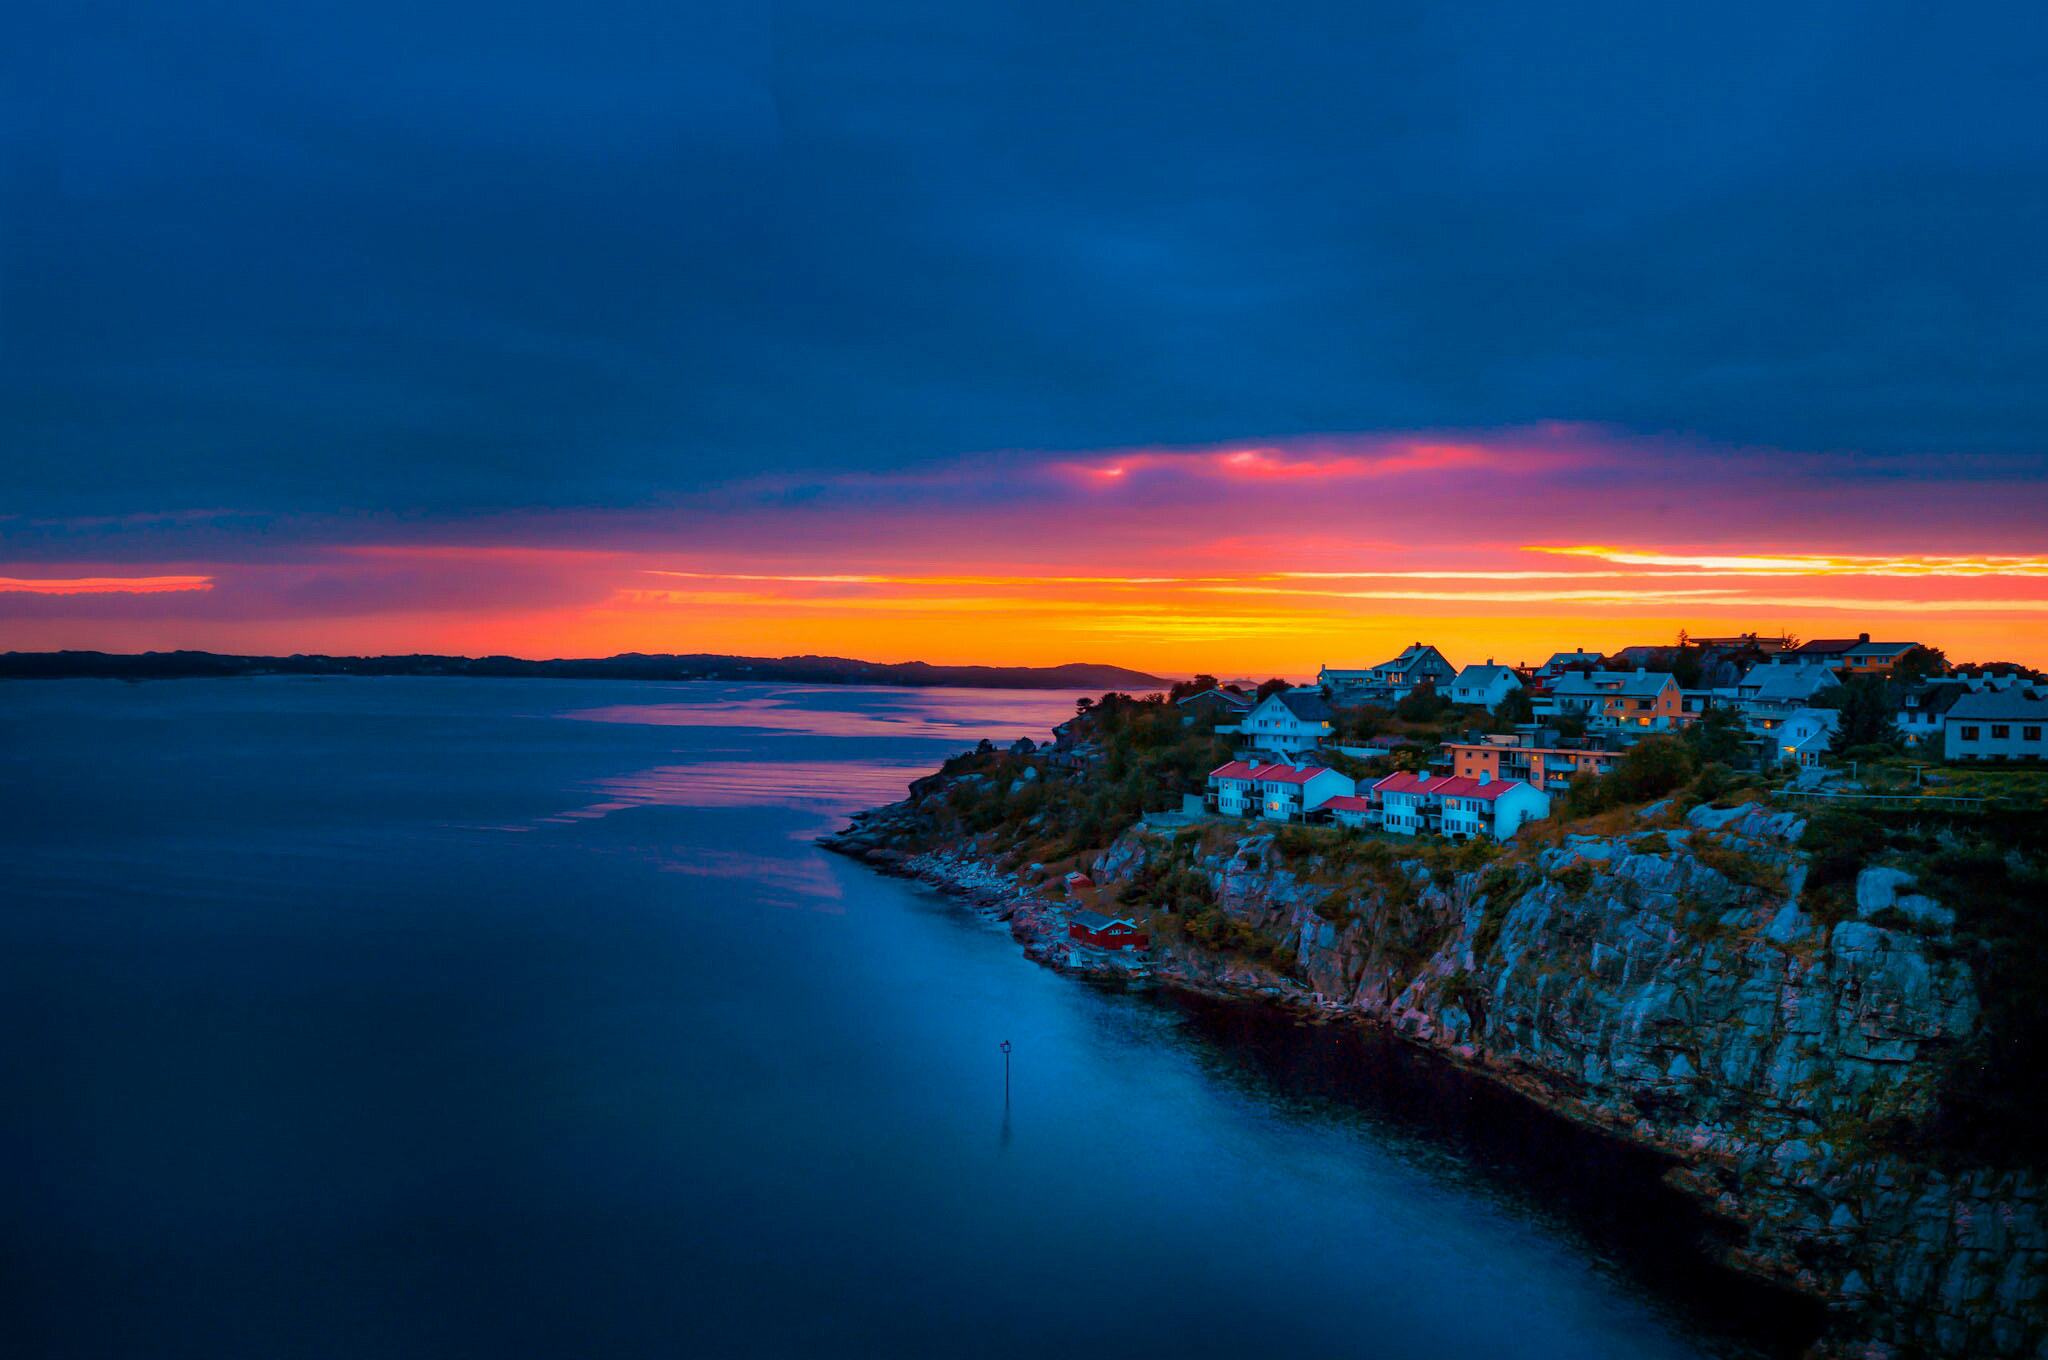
top-left (1441, 736), bottom-right (1619, 795)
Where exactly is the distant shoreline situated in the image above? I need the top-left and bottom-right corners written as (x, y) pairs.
top-left (0, 650), bottom-right (1169, 692)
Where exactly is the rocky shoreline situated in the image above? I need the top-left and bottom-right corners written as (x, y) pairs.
top-left (822, 792), bottom-right (2048, 1360)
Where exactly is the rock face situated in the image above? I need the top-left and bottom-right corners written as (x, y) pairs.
top-left (829, 796), bottom-right (2047, 1358)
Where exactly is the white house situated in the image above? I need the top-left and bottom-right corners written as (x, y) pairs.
top-left (1320, 643), bottom-right (1456, 704)
top-left (1436, 775), bottom-right (1550, 840)
top-left (1543, 669), bottom-right (1688, 733)
top-left (1448, 662), bottom-right (1521, 710)
top-left (1372, 771), bottom-right (1548, 839)
top-left (1207, 761), bottom-right (1356, 822)
top-left (1236, 688), bottom-right (1335, 756)
top-left (1944, 689), bottom-right (2048, 761)
top-left (1775, 708), bottom-right (1840, 769)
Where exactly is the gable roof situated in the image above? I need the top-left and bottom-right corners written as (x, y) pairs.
top-left (1175, 687), bottom-right (1253, 711)
top-left (1549, 669), bottom-right (1676, 699)
top-left (1451, 664), bottom-right (1519, 689)
top-left (1737, 664), bottom-right (1840, 703)
top-left (1071, 909), bottom-right (1139, 931)
top-left (1949, 689), bottom-right (2048, 722)
top-left (1319, 795), bottom-right (1377, 814)
top-left (1374, 772), bottom-right (1530, 801)
top-left (1209, 760), bottom-right (1346, 785)
top-left (1275, 689), bottom-right (1333, 722)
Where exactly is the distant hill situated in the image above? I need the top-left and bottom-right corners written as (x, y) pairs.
top-left (0, 650), bottom-right (1169, 692)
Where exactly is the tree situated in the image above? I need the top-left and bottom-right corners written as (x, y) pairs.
top-left (1605, 736), bottom-right (1696, 804)
top-left (1075, 696), bottom-right (1095, 716)
top-left (1891, 646), bottom-right (1948, 687)
top-left (1493, 688), bottom-right (1534, 725)
top-left (1255, 677), bottom-right (1291, 702)
top-left (1684, 701), bottom-right (1747, 766)
top-left (1168, 673), bottom-right (1220, 701)
top-left (1669, 648), bottom-right (1704, 690)
top-left (1395, 683), bottom-right (1442, 722)
top-left (1829, 676), bottom-right (1900, 753)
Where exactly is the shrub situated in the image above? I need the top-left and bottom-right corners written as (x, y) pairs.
top-left (1798, 809), bottom-right (1886, 917)
top-left (1690, 832), bottom-right (1787, 896)
top-left (1550, 861), bottom-right (1595, 894)
top-left (1604, 736), bottom-right (1696, 804)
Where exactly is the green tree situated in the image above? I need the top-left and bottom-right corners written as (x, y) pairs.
top-left (1828, 676), bottom-right (1900, 753)
top-left (1493, 688), bottom-right (1534, 726)
top-left (1396, 683), bottom-right (1443, 722)
top-left (1604, 736), bottom-right (1696, 804)
top-left (1669, 648), bottom-right (1704, 689)
top-left (1891, 646), bottom-right (1947, 687)
top-left (1684, 701), bottom-right (1747, 765)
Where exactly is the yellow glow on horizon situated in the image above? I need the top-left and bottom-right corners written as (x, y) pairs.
top-left (0, 575), bottom-right (214, 594)
top-left (1532, 546), bottom-right (2048, 576)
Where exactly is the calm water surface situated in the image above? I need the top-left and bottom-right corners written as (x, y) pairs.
top-left (1, 678), bottom-right (1788, 1359)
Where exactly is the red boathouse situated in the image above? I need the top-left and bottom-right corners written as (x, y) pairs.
top-left (1068, 909), bottom-right (1149, 950)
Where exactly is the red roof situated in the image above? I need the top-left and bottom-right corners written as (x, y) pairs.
top-left (1320, 795), bottom-right (1377, 813)
top-left (1208, 760), bottom-right (1339, 785)
top-left (1373, 772), bottom-right (1528, 801)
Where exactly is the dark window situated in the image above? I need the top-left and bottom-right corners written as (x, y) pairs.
top-left (1992, 725), bottom-right (2011, 740)
top-left (1960, 726), bottom-right (1980, 741)
top-left (2026, 727), bottom-right (2042, 742)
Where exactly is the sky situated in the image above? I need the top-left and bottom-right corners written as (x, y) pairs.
top-left (4, 0), bottom-right (2046, 674)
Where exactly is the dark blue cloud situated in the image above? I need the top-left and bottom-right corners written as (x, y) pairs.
top-left (4, 0), bottom-right (2044, 518)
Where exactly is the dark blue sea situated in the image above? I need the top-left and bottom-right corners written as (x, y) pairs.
top-left (0, 678), bottom-right (1803, 1359)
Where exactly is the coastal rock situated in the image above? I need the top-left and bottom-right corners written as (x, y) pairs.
top-left (825, 794), bottom-right (2046, 1359)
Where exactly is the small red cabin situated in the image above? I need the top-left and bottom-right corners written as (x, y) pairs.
top-left (1068, 909), bottom-right (1149, 950)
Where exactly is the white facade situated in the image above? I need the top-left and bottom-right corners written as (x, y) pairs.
top-left (1237, 689), bottom-right (1334, 756)
top-left (1440, 782), bottom-right (1550, 839)
top-left (1945, 690), bottom-right (2048, 761)
top-left (1448, 663), bottom-right (1521, 709)
top-left (1207, 762), bottom-right (1355, 821)
top-left (1774, 708), bottom-right (1839, 768)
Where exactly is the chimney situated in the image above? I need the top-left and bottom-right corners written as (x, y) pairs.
top-left (1858, 632), bottom-right (1870, 643)
top-left (1486, 657), bottom-right (1493, 666)
top-left (1478, 770), bottom-right (1491, 786)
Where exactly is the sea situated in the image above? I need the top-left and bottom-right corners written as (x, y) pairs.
top-left (0, 677), bottom-right (1811, 1359)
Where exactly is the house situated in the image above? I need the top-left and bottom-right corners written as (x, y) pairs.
top-left (1237, 688), bottom-right (1334, 756)
top-left (1447, 661), bottom-right (1521, 709)
top-left (1374, 772), bottom-right (1448, 835)
top-left (1440, 735), bottom-right (1618, 794)
top-left (1543, 668), bottom-right (1690, 733)
top-left (1175, 687), bottom-right (1254, 724)
top-left (1898, 680), bottom-right (1968, 744)
top-left (1319, 794), bottom-right (1379, 829)
top-left (1368, 642), bottom-right (1457, 697)
top-left (1321, 643), bottom-right (1456, 704)
top-left (1536, 648), bottom-right (1604, 679)
top-left (1069, 909), bottom-right (1149, 950)
top-left (1771, 633), bottom-right (1920, 677)
top-left (1207, 761), bottom-right (1355, 821)
top-left (1944, 689), bottom-right (2048, 761)
top-left (1370, 771), bottom-right (1548, 838)
top-left (1775, 708), bottom-right (1840, 769)
top-left (1436, 775), bottom-right (1550, 840)
top-left (1732, 664), bottom-right (1841, 736)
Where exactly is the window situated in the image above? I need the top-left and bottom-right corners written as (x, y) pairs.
top-left (1992, 725), bottom-right (2011, 740)
top-left (1960, 726), bottom-right (1980, 741)
top-left (2027, 727), bottom-right (2042, 742)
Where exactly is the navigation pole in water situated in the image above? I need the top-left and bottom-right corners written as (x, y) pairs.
top-left (999, 1039), bottom-right (1011, 1107)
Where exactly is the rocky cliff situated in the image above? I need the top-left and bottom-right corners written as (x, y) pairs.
top-left (826, 794), bottom-right (2046, 1358)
